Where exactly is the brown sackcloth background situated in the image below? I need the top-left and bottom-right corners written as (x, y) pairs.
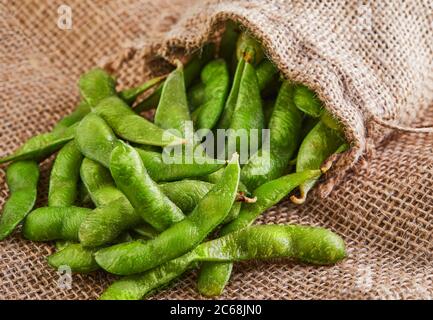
top-left (1, 0), bottom-right (432, 299)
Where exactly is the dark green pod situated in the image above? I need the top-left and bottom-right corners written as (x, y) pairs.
top-left (95, 154), bottom-right (240, 275)
top-left (75, 113), bottom-right (117, 168)
top-left (192, 59), bottom-right (230, 130)
top-left (101, 224), bottom-right (345, 300)
top-left (0, 161), bottom-right (39, 240)
top-left (23, 207), bottom-right (91, 241)
top-left (0, 123), bottom-right (77, 164)
top-left (48, 141), bottom-right (83, 207)
top-left (93, 96), bottom-right (185, 146)
top-left (79, 68), bottom-right (117, 107)
top-left (109, 142), bottom-right (185, 232)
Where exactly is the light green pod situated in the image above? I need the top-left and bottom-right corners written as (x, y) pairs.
top-left (291, 121), bottom-right (345, 204)
top-left (48, 141), bottom-right (83, 207)
top-left (100, 224), bottom-right (346, 300)
top-left (135, 43), bottom-right (215, 113)
top-left (93, 96), bottom-right (185, 146)
top-left (240, 81), bottom-right (302, 190)
top-left (0, 161), bottom-right (39, 240)
top-left (256, 59), bottom-right (278, 91)
top-left (192, 59), bottom-right (230, 130)
top-left (23, 207), bottom-right (91, 241)
top-left (135, 148), bottom-right (224, 182)
top-left (198, 169), bottom-right (321, 296)
top-left (109, 142), bottom-right (185, 232)
top-left (52, 101), bottom-right (91, 133)
top-left (293, 84), bottom-right (323, 117)
top-left (159, 180), bottom-right (213, 213)
top-left (0, 123), bottom-right (77, 164)
top-left (94, 153), bottom-right (240, 275)
top-left (154, 62), bottom-right (191, 136)
top-left (47, 244), bottom-right (100, 273)
top-left (79, 68), bottom-right (117, 107)
top-left (75, 113), bottom-right (117, 168)
top-left (118, 76), bottom-right (165, 105)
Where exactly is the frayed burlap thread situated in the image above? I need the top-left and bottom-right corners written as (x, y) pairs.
top-left (0, 0), bottom-right (432, 299)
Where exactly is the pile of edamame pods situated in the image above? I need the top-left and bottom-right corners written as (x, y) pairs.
top-left (0, 22), bottom-right (348, 300)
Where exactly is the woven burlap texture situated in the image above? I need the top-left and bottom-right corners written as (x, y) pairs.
top-left (0, 0), bottom-right (432, 300)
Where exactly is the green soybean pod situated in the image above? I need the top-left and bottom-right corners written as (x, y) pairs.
top-left (75, 113), bottom-right (117, 168)
top-left (79, 68), bottom-right (117, 107)
top-left (80, 198), bottom-right (142, 247)
top-left (109, 141), bottom-right (185, 232)
top-left (47, 244), bottom-right (99, 273)
top-left (197, 169), bottom-right (321, 296)
top-left (236, 33), bottom-right (264, 66)
top-left (0, 161), bottom-right (39, 240)
top-left (53, 101), bottom-right (91, 133)
top-left (135, 148), bottom-right (224, 182)
top-left (100, 224), bottom-right (346, 300)
top-left (290, 121), bottom-right (345, 204)
top-left (216, 58), bottom-right (246, 130)
top-left (187, 82), bottom-right (205, 112)
top-left (79, 157), bottom-right (124, 207)
top-left (135, 43), bottom-right (215, 113)
top-left (159, 180), bottom-right (213, 213)
top-left (93, 96), bottom-right (185, 146)
top-left (48, 141), bottom-right (83, 207)
top-left (262, 98), bottom-right (275, 127)
top-left (118, 76), bottom-right (165, 105)
top-left (23, 207), bottom-right (91, 241)
top-left (192, 59), bottom-right (230, 130)
top-left (293, 84), bottom-right (323, 118)
top-left (240, 81), bottom-right (302, 190)
top-left (94, 153), bottom-right (240, 275)
top-left (256, 59), bottom-right (278, 91)
top-left (226, 61), bottom-right (264, 156)
top-left (79, 158), bottom-right (150, 247)
top-left (0, 123), bottom-right (77, 164)
top-left (154, 61), bottom-right (191, 135)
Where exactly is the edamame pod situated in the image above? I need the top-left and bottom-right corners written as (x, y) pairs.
top-left (52, 101), bottom-right (90, 133)
top-left (240, 81), bottom-right (302, 190)
top-left (198, 169), bottom-right (321, 296)
top-left (79, 158), bottom-right (151, 247)
top-left (226, 61), bottom-right (264, 157)
top-left (93, 96), bottom-right (185, 146)
top-left (187, 82), bottom-right (205, 111)
top-left (0, 123), bottom-right (77, 164)
top-left (47, 244), bottom-right (99, 273)
top-left (101, 224), bottom-right (345, 300)
top-left (290, 121), bottom-right (344, 204)
top-left (109, 142), bottom-right (185, 232)
top-left (135, 148), bottom-right (224, 182)
top-left (192, 59), bottom-right (229, 130)
top-left (236, 33), bottom-right (264, 66)
top-left (79, 68), bottom-right (117, 107)
top-left (256, 59), bottom-right (278, 91)
top-left (95, 153), bottom-right (240, 275)
top-left (154, 61), bottom-right (191, 136)
top-left (293, 84), bottom-right (323, 117)
top-left (23, 207), bottom-right (91, 241)
top-left (118, 76), bottom-right (165, 105)
top-left (80, 198), bottom-right (142, 247)
top-left (75, 114), bottom-right (117, 168)
top-left (0, 161), bottom-right (39, 240)
top-left (134, 44), bottom-right (216, 112)
top-left (159, 180), bottom-right (213, 213)
top-left (48, 141), bottom-right (83, 207)
top-left (216, 58), bottom-right (245, 130)
top-left (80, 158), bottom-right (124, 207)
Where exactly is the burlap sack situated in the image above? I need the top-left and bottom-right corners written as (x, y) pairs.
top-left (0, 0), bottom-right (432, 299)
